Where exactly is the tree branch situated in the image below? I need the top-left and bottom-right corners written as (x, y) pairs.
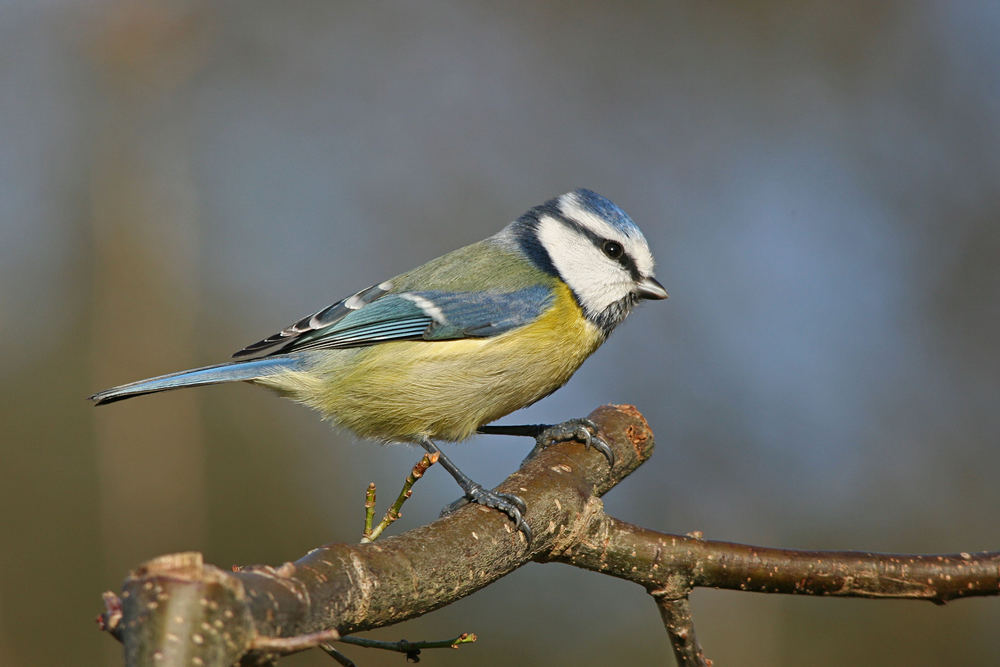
top-left (544, 514), bottom-right (999, 664)
top-left (654, 596), bottom-right (709, 667)
top-left (100, 404), bottom-right (655, 665)
top-left (96, 404), bottom-right (1000, 666)
top-left (548, 516), bottom-right (1000, 603)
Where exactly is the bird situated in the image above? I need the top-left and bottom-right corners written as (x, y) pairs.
top-left (90, 189), bottom-right (668, 540)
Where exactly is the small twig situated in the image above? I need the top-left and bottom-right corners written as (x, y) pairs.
top-left (361, 452), bottom-right (438, 543)
top-left (319, 643), bottom-right (357, 666)
top-left (653, 595), bottom-right (710, 666)
top-left (361, 483), bottom-right (377, 541)
top-left (251, 628), bottom-right (341, 654)
top-left (96, 591), bottom-right (123, 640)
top-left (353, 458), bottom-right (472, 661)
top-left (339, 632), bottom-right (477, 651)
top-left (336, 633), bottom-right (477, 661)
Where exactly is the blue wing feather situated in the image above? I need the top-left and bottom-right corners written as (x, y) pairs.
top-left (234, 284), bottom-right (555, 357)
top-left (415, 286), bottom-right (555, 339)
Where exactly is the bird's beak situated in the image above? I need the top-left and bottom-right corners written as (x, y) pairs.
top-left (636, 276), bottom-right (669, 300)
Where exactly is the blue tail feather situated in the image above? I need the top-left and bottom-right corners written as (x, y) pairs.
top-left (89, 356), bottom-right (302, 405)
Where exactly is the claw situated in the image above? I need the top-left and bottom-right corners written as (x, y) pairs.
top-left (536, 418), bottom-right (615, 468)
top-left (465, 484), bottom-right (532, 541)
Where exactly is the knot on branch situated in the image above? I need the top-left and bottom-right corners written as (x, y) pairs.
top-left (119, 552), bottom-right (256, 664)
top-left (545, 495), bottom-right (607, 558)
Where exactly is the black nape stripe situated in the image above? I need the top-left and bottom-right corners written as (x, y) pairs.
top-left (511, 207), bottom-right (560, 278)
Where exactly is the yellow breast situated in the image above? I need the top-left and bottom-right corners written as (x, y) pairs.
top-left (258, 283), bottom-right (604, 442)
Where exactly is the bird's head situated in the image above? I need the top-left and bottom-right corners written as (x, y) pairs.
top-left (507, 189), bottom-right (667, 334)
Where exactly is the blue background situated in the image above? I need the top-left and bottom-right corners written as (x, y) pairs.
top-left (2, 2), bottom-right (999, 665)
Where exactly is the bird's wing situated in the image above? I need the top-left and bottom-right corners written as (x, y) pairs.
top-left (233, 281), bottom-right (395, 358)
top-left (233, 283), bottom-right (555, 358)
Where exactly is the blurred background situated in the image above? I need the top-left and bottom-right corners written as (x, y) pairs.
top-left (3, 1), bottom-right (999, 665)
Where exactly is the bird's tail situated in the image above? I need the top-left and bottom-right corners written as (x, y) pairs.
top-left (89, 356), bottom-right (303, 406)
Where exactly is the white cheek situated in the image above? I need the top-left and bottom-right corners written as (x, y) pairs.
top-left (537, 216), bottom-right (633, 316)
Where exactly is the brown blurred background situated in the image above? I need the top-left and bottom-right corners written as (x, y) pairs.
top-left (3, 1), bottom-right (999, 665)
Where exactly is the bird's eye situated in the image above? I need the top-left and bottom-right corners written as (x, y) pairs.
top-left (602, 240), bottom-right (624, 260)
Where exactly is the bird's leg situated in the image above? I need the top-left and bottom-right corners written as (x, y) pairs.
top-left (418, 437), bottom-right (531, 542)
top-left (477, 418), bottom-right (615, 468)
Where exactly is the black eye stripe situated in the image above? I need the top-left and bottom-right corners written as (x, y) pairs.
top-left (545, 211), bottom-right (643, 280)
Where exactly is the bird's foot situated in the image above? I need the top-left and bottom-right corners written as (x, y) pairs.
top-left (534, 418), bottom-right (615, 468)
top-left (443, 484), bottom-right (531, 542)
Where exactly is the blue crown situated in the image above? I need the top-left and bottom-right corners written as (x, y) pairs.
top-left (571, 188), bottom-right (642, 237)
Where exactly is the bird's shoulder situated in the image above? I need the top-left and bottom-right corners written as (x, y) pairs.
top-left (388, 238), bottom-right (555, 292)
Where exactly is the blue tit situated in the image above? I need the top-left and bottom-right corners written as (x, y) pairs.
top-left (90, 189), bottom-right (668, 539)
